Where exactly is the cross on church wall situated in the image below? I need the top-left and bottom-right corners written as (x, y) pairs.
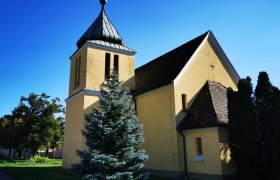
top-left (210, 63), bottom-right (215, 70)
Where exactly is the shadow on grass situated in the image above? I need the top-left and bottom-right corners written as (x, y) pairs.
top-left (0, 165), bottom-right (171, 180)
top-left (0, 166), bottom-right (78, 180)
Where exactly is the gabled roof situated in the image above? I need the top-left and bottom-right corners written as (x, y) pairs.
top-left (135, 31), bottom-right (209, 95)
top-left (76, 4), bottom-right (126, 48)
top-left (134, 31), bottom-right (240, 96)
top-left (177, 81), bottom-right (228, 130)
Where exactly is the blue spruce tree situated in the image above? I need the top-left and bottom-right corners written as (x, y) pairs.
top-left (73, 71), bottom-right (148, 180)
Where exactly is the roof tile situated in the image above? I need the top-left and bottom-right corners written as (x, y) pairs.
top-left (135, 31), bottom-right (209, 95)
top-left (177, 81), bottom-right (228, 130)
top-left (77, 6), bottom-right (126, 48)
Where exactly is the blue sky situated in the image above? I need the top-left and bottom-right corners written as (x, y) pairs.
top-left (1, 0), bottom-right (280, 117)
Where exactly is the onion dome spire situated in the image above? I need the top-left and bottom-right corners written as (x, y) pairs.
top-left (76, 0), bottom-right (126, 48)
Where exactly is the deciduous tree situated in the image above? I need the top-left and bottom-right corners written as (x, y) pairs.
top-left (0, 115), bottom-right (24, 158)
top-left (12, 93), bottom-right (64, 156)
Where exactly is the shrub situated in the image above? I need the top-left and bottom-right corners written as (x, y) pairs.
top-left (30, 155), bottom-right (50, 164)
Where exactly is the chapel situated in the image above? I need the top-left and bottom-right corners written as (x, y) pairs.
top-left (62, 1), bottom-right (239, 179)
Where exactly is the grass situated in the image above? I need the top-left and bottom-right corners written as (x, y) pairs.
top-left (0, 159), bottom-right (78, 180)
top-left (0, 159), bottom-right (169, 180)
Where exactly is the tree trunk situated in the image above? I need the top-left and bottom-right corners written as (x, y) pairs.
top-left (52, 148), bottom-right (56, 159)
top-left (32, 149), bottom-right (36, 157)
top-left (8, 149), bottom-right (11, 159)
top-left (5, 149), bottom-right (8, 158)
top-left (17, 149), bottom-right (23, 159)
top-left (9, 148), bottom-right (13, 159)
top-left (21, 150), bottom-right (25, 159)
top-left (45, 147), bottom-right (49, 157)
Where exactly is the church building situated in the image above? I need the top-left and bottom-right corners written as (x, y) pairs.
top-left (62, 1), bottom-right (239, 179)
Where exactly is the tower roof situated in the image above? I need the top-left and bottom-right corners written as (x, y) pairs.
top-left (76, 1), bottom-right (126, 48)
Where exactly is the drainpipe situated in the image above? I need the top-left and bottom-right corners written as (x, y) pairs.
top-left (132, 90), bottom-right (137, 115)
top-left (180, 130), bottom-right (188, 179)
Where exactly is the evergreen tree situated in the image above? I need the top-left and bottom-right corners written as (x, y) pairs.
top-left (228, 72), bottom-right (280, 179)
top-left (255, 72), bottom-right (280, 178)
top-left (228, 77), bottom-right (260, 179)
top-left (270, 86), bottom-right (280, 178)
top-left (73, 71), bottom-right (148, 180)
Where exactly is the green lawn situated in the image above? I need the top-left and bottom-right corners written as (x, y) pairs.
top-left (0, 159), bottom-right (169, 180)
top-left (0, 159), bottom-right (78, 180)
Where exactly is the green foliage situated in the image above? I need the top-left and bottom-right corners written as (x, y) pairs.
top-left (13, 93), bottom-right (64, 155)
top-left (30, 155), bottom-right (50, 164)
top-left (0, 159), bottom-right (62, 167)
top-left (73, 71), bottom-right (148, 180)
top-left (254, 72), bottom-right (280, 179)
top-left (0, 115), bottom-right (24, 157)
top-left (228, 77), bottom-right (260, 179)
top-left (0, 93), bottom-right (64, 158)
top-left (228, 72), bottom-right (280, 179)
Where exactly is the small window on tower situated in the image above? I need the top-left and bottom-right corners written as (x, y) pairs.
top-left (74, 58), bottom-right (78, 88)
top-left (74, 56), bottom-right (81, 88)
top-left (77, 55), bottom-right (81, 86)
top-left (182, 94), bottom-right (187, 111)
top-left (105, 53), bottom-right (111, 79)
top-left (114, 55), bottom-right (119, 79)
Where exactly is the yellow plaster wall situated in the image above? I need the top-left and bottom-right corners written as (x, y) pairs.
top-left (69, 47), bottom-right (88, 96)
top-left (62, 95), bottom-right (84, 169)
top-left (68, 46), bottom-right (135, 96)
top-left (63, 45), bottom-right (135, 169)
top-left (136, 85), bottom-right (182, 172)
top-left (218, 127), bottom-right (237, 175)
top-left (171, 39), bottom-right (238, 174)
top-left (62, 94), bottom-right (100, 169)
top-left (183, 127), bottom-right (223, 175)
top-left (136, 39), bottom-right (238, 174)
top-left (86, 48), bottom-right (135, 90)
top-left (174, 40), bottom-right (238, 123)
top-left (64, 38), bottom-right (238, 175)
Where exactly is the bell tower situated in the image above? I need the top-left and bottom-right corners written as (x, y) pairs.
top-left (62, 0), bottom-right (136, 169)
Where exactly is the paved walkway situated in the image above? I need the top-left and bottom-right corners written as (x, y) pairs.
top-left (0, 172), bottom-right (12, 180)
